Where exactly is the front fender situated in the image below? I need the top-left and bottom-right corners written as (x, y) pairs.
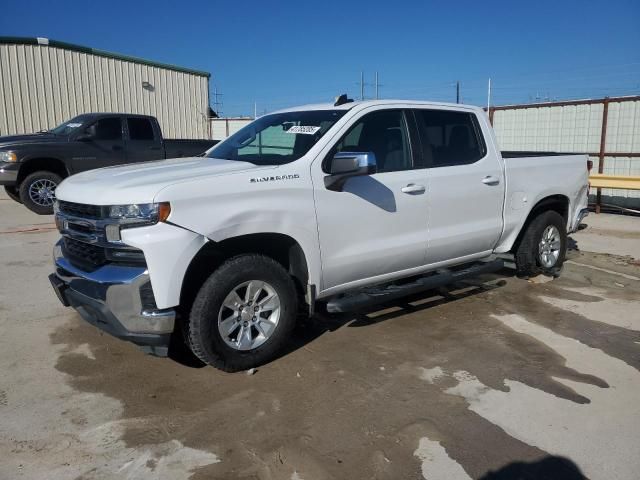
top-left (154, 170), bottom-right (322, 291)
top-left (205, 220), bottom-right (321, 289)
top-left (121, 223), bottom-right (208, 309)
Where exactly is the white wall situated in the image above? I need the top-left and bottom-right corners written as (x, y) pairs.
top-left (210, 118), bottom-right (253, 141)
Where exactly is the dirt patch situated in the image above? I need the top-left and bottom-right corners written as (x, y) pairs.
top-left (49, 259), bottom-right (632, 479)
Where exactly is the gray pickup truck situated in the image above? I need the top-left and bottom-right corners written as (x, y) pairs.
top-left (0, 113), bottom-right (217, 214)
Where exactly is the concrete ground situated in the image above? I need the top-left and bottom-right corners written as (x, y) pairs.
top-left (1, 191), bottom-right (639, 480)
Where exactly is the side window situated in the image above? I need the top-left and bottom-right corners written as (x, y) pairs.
top-left (91, 118), bottom-right (122, 141)
top-left (414, 110), bottom-right (486, 167)
top-left (127, 118), bottom-right (155, 140)
top-left (333, 110), bottom-right (412, 173)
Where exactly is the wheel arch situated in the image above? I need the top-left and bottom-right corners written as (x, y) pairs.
top-left (17, 157), bottom-right (69, 185)
top-left (511, 194), bottom-right (569, 253)
top-left (179, 232), bottom-right (310, 313)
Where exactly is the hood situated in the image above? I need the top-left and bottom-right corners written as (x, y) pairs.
top-left (56, 156), bottom-right (263, 205)
top-left (0, 132), bottom-right (61, 147)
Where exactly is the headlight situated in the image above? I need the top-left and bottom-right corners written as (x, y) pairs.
top-left (108, 202), bottom-right (171, 223)
top-left (105, 202), bottom-right (171, 242)
top-left (0, 151), bottom-right (17, 163)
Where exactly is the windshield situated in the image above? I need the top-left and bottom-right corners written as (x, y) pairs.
top-left (207, 110), bottom-right (347, 165)
top-left (49, 116), bottom-right (88, 136)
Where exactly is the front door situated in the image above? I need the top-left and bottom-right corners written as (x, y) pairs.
top-left (71, 117), bottom-right (126, 172)
top-left (313, 109), bottom-right (429, 294)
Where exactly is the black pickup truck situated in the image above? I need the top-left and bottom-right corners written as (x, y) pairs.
top-left (0, 113), bottom-right (217, 214)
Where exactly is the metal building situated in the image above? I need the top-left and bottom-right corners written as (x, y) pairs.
top-left (490, 96), bottom-right (640, 210)
top-left (0, 37), bottom-right (211, 139)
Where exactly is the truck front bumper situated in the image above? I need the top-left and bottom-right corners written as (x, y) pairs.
top-left (0, 162), bottom-right (19, 186)
top-left (49, 240), bottom-right (175, 356)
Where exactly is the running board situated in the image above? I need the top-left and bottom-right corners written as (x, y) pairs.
top-left (325, 259), bottom-right (504, 313)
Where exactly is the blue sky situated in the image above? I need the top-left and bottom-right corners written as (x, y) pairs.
top-left (2, 0), bottom-right (639, 116)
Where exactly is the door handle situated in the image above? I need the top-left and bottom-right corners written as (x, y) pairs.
top-left (401, 184), bottom-right (426, 194)
top-left (482, 175), bottom-right (500, 185)
top-left (147, 145), bottom-right (161, 150)
top-left (112, 145), bottom-right (123, 151)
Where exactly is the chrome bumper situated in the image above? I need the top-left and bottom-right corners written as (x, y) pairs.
top-left (0, 162), bottom-right (19, 185)
top-left (50, 240), bottom-right (175, 355)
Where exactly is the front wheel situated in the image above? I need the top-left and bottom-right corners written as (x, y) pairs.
top-left (514, 210), bottom-right (567, 278)
top-left (19, 171), bottom-right (62, 215)
top-left (187, 254), bottom-right (299, 372)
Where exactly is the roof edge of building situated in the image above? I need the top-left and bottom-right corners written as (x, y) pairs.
top-left (0, 36), bottom-right (211, 78)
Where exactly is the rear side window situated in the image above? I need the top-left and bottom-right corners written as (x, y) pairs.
top-left (127, 118), bottom-right (155, 140)
top-left (91, 118), bottom-right (122, 141)
top-left (414, 110), bottom-right (486, 167)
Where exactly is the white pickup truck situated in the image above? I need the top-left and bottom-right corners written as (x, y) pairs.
top-left (49, 98), bottom-right (589, 371)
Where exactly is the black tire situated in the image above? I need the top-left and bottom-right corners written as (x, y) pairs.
top-left (514, 210), bottom-right (567, 278)
top-left (19, 171), bottom-right (62, 215)
top-left (187, 254), bottom-right (298, 372)
top-left (4, 186), bottom-right (22, 203)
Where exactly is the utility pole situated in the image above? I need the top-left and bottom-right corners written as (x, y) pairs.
top-left (212, 85), bottom-right (224, 117)
top-left (375, 72), bottom-right (379, 100)
top-left (254, 102), bottom-right (257, 119)
top-left (487, 78), bottom-right (492, 113)
top-left (456, 81), bottom-right (460, 104)
top-left (360, 71), bottom-right (365, 100)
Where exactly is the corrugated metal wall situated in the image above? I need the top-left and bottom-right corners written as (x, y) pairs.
top-left (0, 42), bottom-right (210, 139)
top-left (492, 97), bottom-right (640, 207)
top-left (493, 104), bottom-right (604, 152)
top-left (210, 117), bottom-right (253, 141)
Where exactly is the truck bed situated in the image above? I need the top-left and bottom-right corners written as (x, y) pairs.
top-left (495, 153), bottom-right (590, 253)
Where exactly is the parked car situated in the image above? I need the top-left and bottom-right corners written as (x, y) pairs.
top-left (0, 113), bottom-right (217, 214)
top-left (48, 98), bottom-right (589, 371)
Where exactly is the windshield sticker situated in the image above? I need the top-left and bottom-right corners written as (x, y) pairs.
top-left (286, 125), bottom-right (321, 135)
top-left (66, 123), bottom-right (82, 128)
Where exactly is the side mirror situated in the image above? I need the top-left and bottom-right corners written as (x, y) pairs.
top-left (325, 152), bottom-right (377, 191)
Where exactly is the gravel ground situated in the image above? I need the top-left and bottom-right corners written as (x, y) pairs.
top-left (1, 191), bottom-right (639, 480)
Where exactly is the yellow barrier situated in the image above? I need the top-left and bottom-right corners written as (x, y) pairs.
top-left (589, 174), bottom-right (640, 190)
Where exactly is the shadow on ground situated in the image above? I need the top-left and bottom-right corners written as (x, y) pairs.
top-left (168, 271), bottom-right (512, 369)
top-left (480, 455), bottom-right (586, 480)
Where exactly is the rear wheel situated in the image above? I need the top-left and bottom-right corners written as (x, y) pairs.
top-left (187, 254), bottom-right (298, 372)
top-left (19, 171), bottom-right (62, 215)
top-left (4, 186), bottom-right (22, 203)
top-left (514, 210), bottom-right (567, 277)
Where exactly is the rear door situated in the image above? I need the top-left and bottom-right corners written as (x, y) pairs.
top-left (124, 117), bottom-right (164, 162)
top-left (71, 117), bottom-right (126, 172)
top-left (313, 108), bottom-right (429, 293)
top-left (412, 108), bottom-right (504, 265)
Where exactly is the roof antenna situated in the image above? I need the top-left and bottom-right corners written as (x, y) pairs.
top-left (334, 94), bottom-right (354, 106)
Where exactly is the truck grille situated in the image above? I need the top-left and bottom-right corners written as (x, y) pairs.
top-left (62, 237), bottom-right (107, 269)
top-left (58, 201), bottom-right (105, 219)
